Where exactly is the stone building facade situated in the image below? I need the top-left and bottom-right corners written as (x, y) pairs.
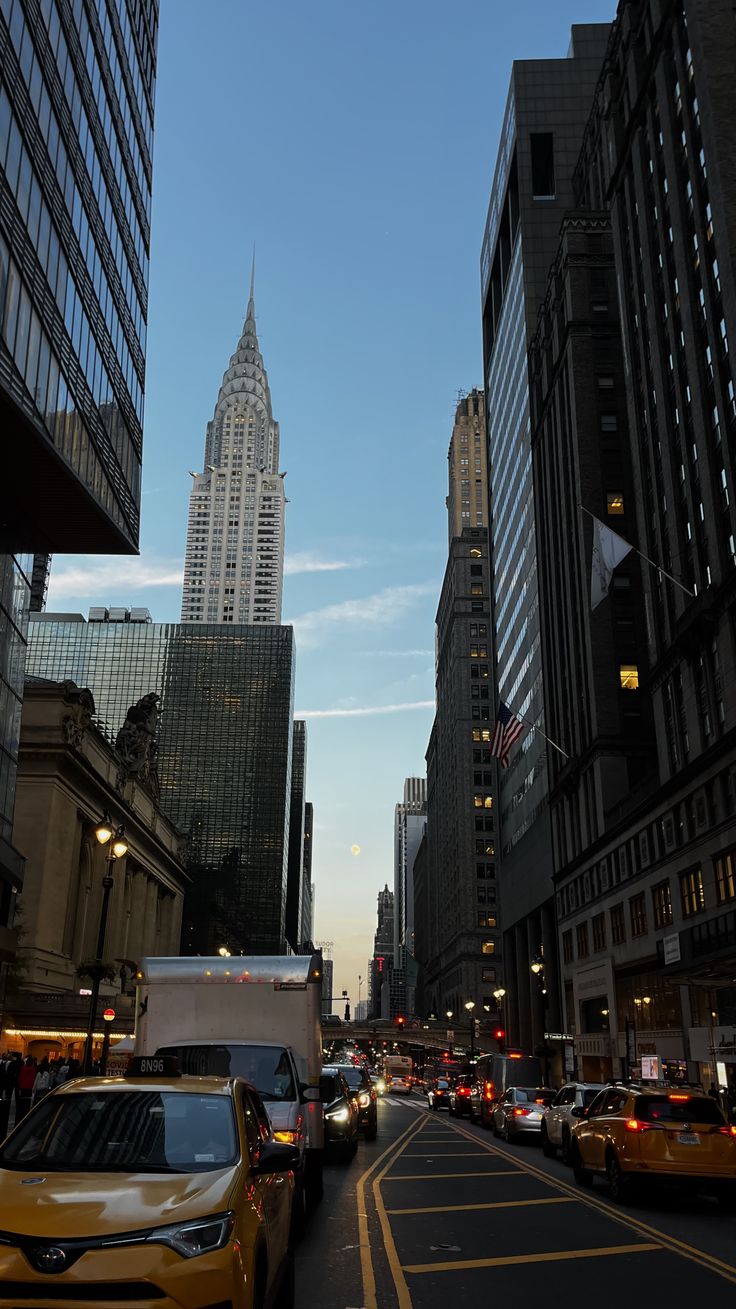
top-left (5, 677), bottom-right (187, 1058)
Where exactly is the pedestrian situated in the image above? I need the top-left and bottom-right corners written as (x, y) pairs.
top-left (32, 1057), bottom-right (51, 1105)
top-left (16, 1056), bottom-right (36, 1121)
top-left (708, 1083), bottom-right (719, 1099)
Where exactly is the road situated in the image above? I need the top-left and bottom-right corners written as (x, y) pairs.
top-left (296, 1094), bottom-right (736, 1307)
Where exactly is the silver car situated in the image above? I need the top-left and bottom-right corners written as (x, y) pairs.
top-left (492, 1085), bottom-right (555, 1141)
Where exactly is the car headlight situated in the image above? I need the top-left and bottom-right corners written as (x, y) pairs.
top-left (326, 1107), bottom-right (349, 1122)
top-left (273, 1129), bottom-right (299, 1144)
top-left (148, 1212), bottom-right (235, 1259)
top-left (376, 1079), bottom-right (386, 1093)
top-left (358, 1092), bottom-right (371, 1108)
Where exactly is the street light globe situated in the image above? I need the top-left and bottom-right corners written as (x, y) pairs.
top-left (111, 827), bottom-right (128, 859)
top-left (218, 946), bottom-right (231, 958)
top-left (493, 987), bottom-right (506, 1001)
top-left (530, 957), bottom-right (544, 975)
top-left (464, 1000), bottom-right (475, 1012)
top-left (446, 1010), bottom-right (453, 1020)
top-left (95, 813), bottom-right (113, 845)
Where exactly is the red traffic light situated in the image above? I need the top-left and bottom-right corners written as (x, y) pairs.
top-left (494, 1028), bottom-right (505, 1041)
top-left (396, 1015), bottom-right (405, 1026)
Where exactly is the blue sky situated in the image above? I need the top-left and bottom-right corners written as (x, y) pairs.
top-left (47, 0), bottom-right (614, 1003)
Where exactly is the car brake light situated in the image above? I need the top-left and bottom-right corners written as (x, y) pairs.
top-left (625, 1119), bottom-right (662, 1133)
top-left (514, 1107), bottom-right (531, 1117)
top-left (668, 1094), bottom-right (690, 1101)
top-left (509, 1054), bottom-right (522, 1060)
top-left (714, 1125), bottom-right (736, 1137)
top-left (459, 1087), bottom-right (470, 1096)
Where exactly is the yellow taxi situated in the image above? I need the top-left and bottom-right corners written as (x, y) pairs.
top-left (0, 1055), bottom-right (298, 1308)
top-left (570, 1082), bottom-right (736, 1206)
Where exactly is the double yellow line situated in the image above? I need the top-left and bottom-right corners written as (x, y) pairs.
top-left (355, 1113), bottom-right (425, 1309)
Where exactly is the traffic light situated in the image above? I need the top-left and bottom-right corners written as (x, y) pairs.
top-left (396, 1015), bottom-right (405, 1029)
top-left (494, 1028), bottom-right (505, 1052)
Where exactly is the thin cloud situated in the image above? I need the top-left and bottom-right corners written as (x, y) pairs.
top-left (355, 648), bottom-right (434, 658)
top-left (295, 700), bottom-right (435, 719)
top-left (287, 581), bottom-right (437, 650)
top-left (284, 551), bottom-right (364, 576)
top-left (48, 557), bottom-right (184, 600)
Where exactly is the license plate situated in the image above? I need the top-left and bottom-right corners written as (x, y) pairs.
top-left (677, 1132), bottom-right (700, 1145)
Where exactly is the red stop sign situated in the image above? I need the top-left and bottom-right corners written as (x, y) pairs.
top-left (103, 1008), bottom-right (115, 1021)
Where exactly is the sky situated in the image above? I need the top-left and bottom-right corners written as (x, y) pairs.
top-left (46, 0), bottom-right (615, 1004)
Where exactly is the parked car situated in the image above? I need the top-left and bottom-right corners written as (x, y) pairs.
top-left (570, 1084), bottom-right (736, 1205)
top-left (427, 1077), bottom-right (452, 1110)
top-left (542, 1082), bottom-right (605, 1163)
top-left (323, 1063), bottom-right (378, 1140)
top-left (492, 1085), bottom-right (555, 1141)
top-left (470, 1052), bottom-right (544, 1128)
top-left (320, 1069), bottom-right (359, 1162)
top-left (448, 1076), bottom-right (474, 1117)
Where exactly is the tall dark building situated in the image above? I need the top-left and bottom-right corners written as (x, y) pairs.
top-left (285, 720), bottom-right (306, 952)
top-left (27, 611), bottom-right (295, 955)
top-left (0, 0), bottom-right (158, 966)
top-left (369, 884), bottom-right (393, 1020)
top-left (529, 0), bottom-right (736, 1086)
top-left (417, 526), bottom-right (500, 1021)
top-left (479, 25), bottom-right (609, 1052)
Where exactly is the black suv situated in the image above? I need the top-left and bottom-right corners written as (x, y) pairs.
top-left (324, 1063), bottom-right (378, 1140)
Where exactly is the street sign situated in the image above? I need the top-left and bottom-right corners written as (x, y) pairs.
top-left (663, 933), bottom-right (681, 964)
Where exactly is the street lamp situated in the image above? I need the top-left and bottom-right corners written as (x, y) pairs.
top-left (100, 1007), bottom-right (115, 1074)
top-left (446, 1009), bottom-right (453, 1020)
top-left (218, 946), bottom-right (231, 957)
top-left (465, 1000), bottom-right (476, 1058)
top-left (83, 815), bottom-right (128, 1074)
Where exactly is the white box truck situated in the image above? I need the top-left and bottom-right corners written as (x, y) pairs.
top-left (134, 953), bottom-right (324, 1221)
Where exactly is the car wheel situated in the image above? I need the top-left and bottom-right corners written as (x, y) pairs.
top-left (273, 1248), bottom-right (295, 1309)
top-left (571, 1142), bottom-right (593, 1188)
top-left (337, 1140), bottom-right (354, 1164)
top-left (606, 1151), bottom-right (633, 1204)
top-left (541, 1125), bottom-right (555, 1158)
top-left (305, 1155), bottom-right (323, 1211)
top-left (560, 1128), bottom-right (572, 1166)
top-left (364, 1115), bottom-right (378, 1141)
top-left (490, 1111), bottom-right (499, 1137)
top-left (503, 1119), bottom-right (511, 1143)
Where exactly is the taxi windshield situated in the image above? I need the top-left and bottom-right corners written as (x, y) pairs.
top-left (0, 1091), bottom-right (238, 1173)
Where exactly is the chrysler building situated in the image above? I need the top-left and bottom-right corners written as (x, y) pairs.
top-left (181, 266), bottom-right (285, 623)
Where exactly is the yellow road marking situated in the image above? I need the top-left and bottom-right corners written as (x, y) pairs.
top-left (445, 1117), bottom-right (736, 1286)
top-left (369, 1119), bottom-right (444, 1309)
top-left (384, 1169), bottom-right (522, 1182)
top-left (387, 1196), bottom-right (575, 1216)
top-left (402, 1242), bottom-right (662, 1274)
top-left (401, 1150), bottom-right (490, 1157)
top-left (356, 1113), bottom-right (427, 1309)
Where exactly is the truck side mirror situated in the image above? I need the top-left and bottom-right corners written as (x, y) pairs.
top-left (300, 1082), bottom-right (320, 1103)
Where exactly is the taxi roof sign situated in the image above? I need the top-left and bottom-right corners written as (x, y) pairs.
top-left (127, 1055), bottom-right (181, 1078)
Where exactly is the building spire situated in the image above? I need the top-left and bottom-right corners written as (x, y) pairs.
top-left (247, 245), bottom-right (256, 319)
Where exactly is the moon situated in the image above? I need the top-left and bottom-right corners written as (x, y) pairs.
top-left (350, 844), bottom-right (361, 856)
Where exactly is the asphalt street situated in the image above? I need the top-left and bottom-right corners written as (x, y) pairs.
top-left (295, 1095), bottom-right (736, 1308)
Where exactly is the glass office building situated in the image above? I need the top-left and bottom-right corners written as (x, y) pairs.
top-left (27, 614), bottom-right (295, 954)
top-left (480, 26), bottom-right (609, 1049)
top-left (0, 0), bottom-right (158, 552)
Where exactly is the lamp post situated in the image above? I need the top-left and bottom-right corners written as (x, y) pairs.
top-left (100, 1007), bottom-right (115, 1074)
top-left (446, 1010), bottom-right (453, 1055)
top-left (83, 813), bottom-right (128, 1074)
top-left (530, 955), bottom-right (551, 1083)
top-left (493, 987), bottom-right (506, 1047)
top-left (465, 1000), bottom-right (476, 1058)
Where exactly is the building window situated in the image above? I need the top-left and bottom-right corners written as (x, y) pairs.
top-left (470, 584), bottom-right (484, 596)
top-left (620, 664), bottom-right (639, 690)
top-left (530, 131), bottom-right (555, 198)
top-left (576, 923), bottom-right (589, 959)
top-left (629, 894), bottom-right (647, 938)
top-left (715, 850), bottom-right (736, 904)
top-left (651, 881), bottom-right (673, 928)
top-left (606, 493), bottom-right (625, 515)
top-left (562, 930), bottom-right (573, 964)
top-left (680, 868), bottom-right (706, 917)
top-left (482, 968), bottom-right (496, 983)
top-left (592, 914), bottom-right (606, 952)
top-left (478, 912), bottom-right (497, 929)
top-left (470, 547), bottom-right (482, 558)
top-left (597, 375), bottom-right (615, 390)
top-left (481, 940), bottom-right (495, 955)
top-left (610, 903), bottom-right (625, 945)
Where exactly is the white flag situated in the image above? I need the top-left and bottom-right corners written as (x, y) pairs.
top-left (590, 516), bottom-right (633, 609)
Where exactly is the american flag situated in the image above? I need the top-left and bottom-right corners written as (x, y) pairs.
top-left (490, 701), bottom-right (526, 768)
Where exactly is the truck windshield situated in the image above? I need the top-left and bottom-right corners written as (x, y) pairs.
top-left (0, 1091), bottom-right (237, 1173)
top-left (158, 1044), bottom-right (296, 1102)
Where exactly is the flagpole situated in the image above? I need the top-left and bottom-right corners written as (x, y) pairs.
top-left (578, 504), bottom-right (696, 598)
top-left (512, 709), bottom-right (570, 761)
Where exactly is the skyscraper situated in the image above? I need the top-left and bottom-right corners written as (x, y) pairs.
top-left (446, 389), bottom-right (487, 543)
top-left (27, 610), bottom-right (295, 954)
top-left (285, 720), bottom-right (307, 951)
top-left (0, 0), bottom-right (159, 965)
top-left (393, 777), bottom-right (426, 1015)
top-left (479, 26), bottom-right (609, 1050)
top-left (181, 267), bottom-right (286, 625)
